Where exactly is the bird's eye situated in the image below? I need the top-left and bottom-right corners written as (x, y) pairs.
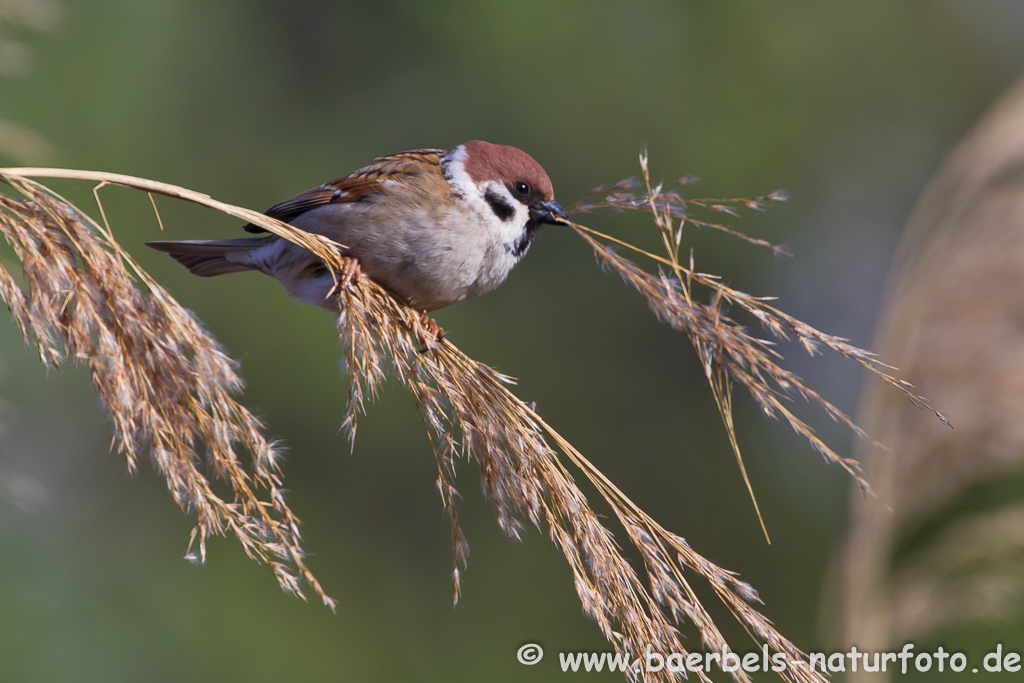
top-left (513, 181), bottom-right (530, 197)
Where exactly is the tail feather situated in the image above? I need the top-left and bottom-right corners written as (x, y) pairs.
top-left (146, 237), bottom-right (272, 277)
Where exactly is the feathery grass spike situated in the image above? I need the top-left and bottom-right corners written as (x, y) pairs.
top-left (0, 162), bottom-right (940, 682)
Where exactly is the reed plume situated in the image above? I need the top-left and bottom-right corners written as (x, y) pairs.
top-left (0, 158), bottom-right (941, 682)
top-left (567, 153), bottom-right (946, 536)
top-left (0, 171), bottom-right (337, 609)
top-left (837, 76), bottom-right (1024, 682)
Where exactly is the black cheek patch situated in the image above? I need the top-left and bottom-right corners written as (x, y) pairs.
top-left (484, 190), bottom-right (516, 222)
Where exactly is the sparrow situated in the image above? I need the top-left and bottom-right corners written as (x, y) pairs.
top-left (147, 140), bottom-right (565, 312)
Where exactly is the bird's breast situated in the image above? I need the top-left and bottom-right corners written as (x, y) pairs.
top-left (287, 199), bottom-right (521, 310)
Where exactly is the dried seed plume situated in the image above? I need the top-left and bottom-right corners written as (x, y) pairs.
top-left (0, 159), bottom-right (943, 682)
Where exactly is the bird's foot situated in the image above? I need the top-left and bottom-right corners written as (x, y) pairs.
top-left (339, 256), bottom-right (361, 287)
top-left (417, 313), bottom-right (445, 351)
top-left (327, 256), bottom-right (362, 299)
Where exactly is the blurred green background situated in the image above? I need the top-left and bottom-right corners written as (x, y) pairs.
top-left (2, 1), bottom-right (1023, 681)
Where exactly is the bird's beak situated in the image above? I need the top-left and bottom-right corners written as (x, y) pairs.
top-left (531, 199), bottom-right (567, 225)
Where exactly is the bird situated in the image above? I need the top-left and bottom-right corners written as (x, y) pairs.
top-left (147, 140), bottom-right (565, 312)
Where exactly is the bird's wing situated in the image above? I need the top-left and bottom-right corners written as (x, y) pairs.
top-left (243, 149), bottom-right (447, 233)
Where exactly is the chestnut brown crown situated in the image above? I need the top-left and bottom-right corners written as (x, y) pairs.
top-left (460, 139), bottom-right (555, 202)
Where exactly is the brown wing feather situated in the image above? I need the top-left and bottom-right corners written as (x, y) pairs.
top-left (243, 149), bottom-right (446, 233)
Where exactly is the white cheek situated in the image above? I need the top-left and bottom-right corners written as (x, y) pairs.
top-left (483, 181), bottom-right (530, 239)
top-left (443, 151), bottom-right (529, 250)
top-left (512, 202), bottom-right (529, 229)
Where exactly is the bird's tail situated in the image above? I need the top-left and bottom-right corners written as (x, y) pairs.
top-left (146, 237), bottom-right (273, 277)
